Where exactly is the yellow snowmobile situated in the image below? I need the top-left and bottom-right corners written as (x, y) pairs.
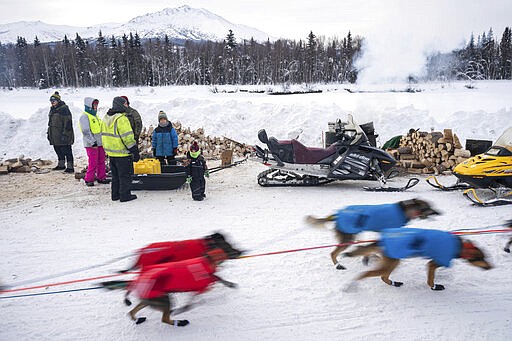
top-left (427, 127), bottom-right (512, 206)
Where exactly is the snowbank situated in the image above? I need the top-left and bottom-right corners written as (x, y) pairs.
top-left (1, 81), bottom-right (511, 160)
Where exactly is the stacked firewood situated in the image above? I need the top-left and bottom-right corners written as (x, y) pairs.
top-left (0, 156), bottom-right (52, 175)
top-left (396, 129), bottom-right (472, 174)
top-left (137, 121), bottom-right (253, 160)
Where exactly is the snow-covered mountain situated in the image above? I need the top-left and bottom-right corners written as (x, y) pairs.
top-left (0, 5), bottom-right (272, 44)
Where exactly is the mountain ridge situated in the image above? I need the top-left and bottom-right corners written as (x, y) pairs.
top-left (0, 5), bottom-right (272, 44)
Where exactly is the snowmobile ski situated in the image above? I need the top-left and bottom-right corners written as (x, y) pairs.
top-left (363, 178), bottom-right (420, 192)
top-left (463, 188), bottom-right (512, 206)
top-left (425, 176), bottom-right (471, 191)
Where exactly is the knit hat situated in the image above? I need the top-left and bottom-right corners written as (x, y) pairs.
top-left (190, 141), bottom-right (199, 152)
top-left (158, 110), bottom-right (168, 121)
top-left (120, 96), bottom-right (130, 106)
top-left (112, 96), bottom-right (127, 111)
top-left (50, 91), bottom-right (61, 102)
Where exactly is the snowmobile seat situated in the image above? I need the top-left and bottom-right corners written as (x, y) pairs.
top-left (291, 140), bottom-right (338, 164)
top-left (268, 137), bottom-right (295, 163)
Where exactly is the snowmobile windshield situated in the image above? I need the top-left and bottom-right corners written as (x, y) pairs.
top-left (344, 114), bottom-right (366, 145)
top-left (493, 127), bottom-right (512, 152)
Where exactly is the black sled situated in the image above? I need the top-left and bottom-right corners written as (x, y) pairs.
top-left (131, 164), bottom-right (187, 190)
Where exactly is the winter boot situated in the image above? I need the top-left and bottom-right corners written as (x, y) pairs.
top-left (85, 181), bottom-right (94, 187)
top-left (52, 160), bottom-right (65, 170)
top-left (64, 161), bottom-right (74, 173)
top-left (120, 194), bottom-right (137, 202)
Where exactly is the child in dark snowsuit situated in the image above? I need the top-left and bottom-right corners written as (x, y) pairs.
top-left (185, 141), bottom-right (209, 201)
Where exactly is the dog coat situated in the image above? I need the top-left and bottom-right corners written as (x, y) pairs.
top-left (131, 257), bottom-right (218, 299)
top-left (335, 203), bottom-right (408, 234)
top-left (379, 228), bottom-right (460, 267)
top-left (134, 239), bottom-right (209, 270)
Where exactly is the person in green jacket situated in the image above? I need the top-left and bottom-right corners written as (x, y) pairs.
top-left (120, 96), bottom-right (142, 143)
top-left (47, 91), bottom-right (75, 173)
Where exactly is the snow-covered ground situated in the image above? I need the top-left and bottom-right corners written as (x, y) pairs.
top-left (0, 81), bottom-right (511, 340)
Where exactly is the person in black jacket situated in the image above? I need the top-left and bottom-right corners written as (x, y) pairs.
top-left (47, 91), bottom-right (75, 173)
top-left (185, 141), bottom-right (209, 201)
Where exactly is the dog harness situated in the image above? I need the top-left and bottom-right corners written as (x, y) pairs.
top-left (335, 203), bottom-right (408, 234)
top-left (134, 239), bottom-right (209, 270)
top-left (379, 228), bottom-right (460, 267)
top-left (132, 256), bottom-right (218, 299)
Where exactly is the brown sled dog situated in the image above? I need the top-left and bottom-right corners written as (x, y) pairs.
top-left (342, 227), bottom-right (492, 291)
top-left (101, 247), bottom-right (242, 326)
top-left (305, 199), bottom-right (440, 269)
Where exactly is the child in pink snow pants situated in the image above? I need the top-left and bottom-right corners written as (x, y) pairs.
top-left (79, 97), bottom-right (108, 186)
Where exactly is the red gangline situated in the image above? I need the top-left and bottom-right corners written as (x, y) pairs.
top-left (2, 228), bottom-right (510, 295)
top-left (238, 239), bottom-right (377, 259)
top-left (451, 229), bottom-right (512, 235)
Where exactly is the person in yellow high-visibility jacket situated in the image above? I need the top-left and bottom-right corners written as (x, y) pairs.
top-left (101, 96), bottom-right (140, 202)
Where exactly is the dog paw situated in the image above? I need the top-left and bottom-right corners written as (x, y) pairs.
top-left (431, 284), bottom-right (445, 291)
top-left (135, 317), bottom-right (147, 324)
top-left (335, 263), bottom-right (347, 270)
top-left (177, 320), bottom-right (189, 327)
top-left (390, 281), bottom-right (403, 287)
top-left (504, 247), bottom-right (510, 253)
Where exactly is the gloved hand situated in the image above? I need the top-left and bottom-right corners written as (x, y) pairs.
top-left (173, 147), bottom-right (178, 156)
top-left (129, 146), bottom-right (140, 162)
top-left (132, 152), bottom-right (140, 162)
top-left (186, 176), bottom-right (192, 184)
top-left (204, 170), bottom-right (210, 178)
top-left (152, 148), bottom-right (156, 157)
top-left (92, 142), bottom-right (98, 147)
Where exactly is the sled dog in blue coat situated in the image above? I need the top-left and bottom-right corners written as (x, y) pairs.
top-left (306, 198), bottom-right (440, 270)
top-left (342, 227), bottom-right (492, 291)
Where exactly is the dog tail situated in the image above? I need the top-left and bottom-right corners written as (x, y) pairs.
top-left (304, 214), bottom-right (335, 227)
top-left (99, 280), bottom-right (131, 290)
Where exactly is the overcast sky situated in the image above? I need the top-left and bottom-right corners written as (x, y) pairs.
top-left (2, 0), bottom-right (511, 83)
top-left (1, 0), bottom-right (510, 41)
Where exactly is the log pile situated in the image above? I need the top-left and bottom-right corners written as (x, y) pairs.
top-left (137, 121), bottom-right (253, 160)
top-left (396, 129), bottom-right (472, 174)
top-left (0, 156), bottom-right (52, 175)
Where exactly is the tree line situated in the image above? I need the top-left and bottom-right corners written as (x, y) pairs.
top-left (426, 27), bottom-right (512, 82)
top-left (0, 30), bottom-right (361, 88)
top-left (1, 26), bottom-right (510, 89)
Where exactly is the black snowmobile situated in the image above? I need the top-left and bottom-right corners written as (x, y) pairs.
top-left (252, 114), bottom-right (418, 191)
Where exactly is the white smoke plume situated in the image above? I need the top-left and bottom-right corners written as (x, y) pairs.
top-left (355, 0), bottom-right (510, 85)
